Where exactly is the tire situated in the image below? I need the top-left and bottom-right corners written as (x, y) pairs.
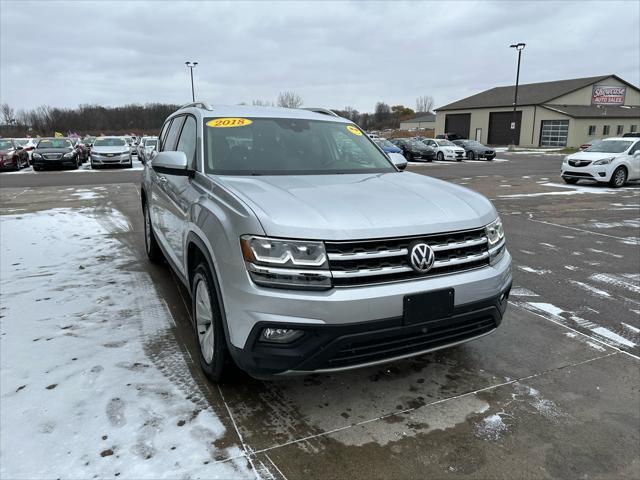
top-left (126, 161), bottom-right (133, 169)
top-left (73, 160), bottom-right (79, 170)
top-left (143, 202), bottom-right (163, 263)
top-left (191, 263), bottom-right (228, 382)
top-left (437, 152), bottom-right (444, 162)
top-left (563, 177), bottom-right (579, 184)
top-left (467, 150), bottom-right (475, 160)
top-left (404, 151), bottom-right (413, 161)
top-left (33, 166), bottom-right (41, 172)
top-left (609, 166), bottom-right (627, 188)
top-left (91, 162), bottom-right (99, 170)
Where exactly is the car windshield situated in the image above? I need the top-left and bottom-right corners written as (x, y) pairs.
top-left (93, 138), bottom-right (127, 147)
top-left (464, 140), bottom-right (483, 147)
top-left (376, 139), bottom-right (395, 148)
top-left (146, 139), bottom-right (158, 147)
top-left (586, 140), bottom-right (633, 153)
top-left (436, 140), bottom-right (456, 146)
top-left (204, 117), bottom-right (395, 175)
top-left (37, 139), bottom-right (72, 149)
top-left (15, 139), bottom-right (28, 146)
top-left (0, 140), bottom-right (13, 149)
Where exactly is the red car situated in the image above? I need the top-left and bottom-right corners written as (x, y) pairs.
top-left (0, 138), bottom-right (30, 171)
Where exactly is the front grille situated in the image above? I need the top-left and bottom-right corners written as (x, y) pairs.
top-left (569, 160), bottom-right (591, 167)
top-left (324, 314), bottom-right (496, 368)
top-left (44, 153), bottom-right (62, 160)
top-left (326, 227), bottom-right (490, 287)
top-left (564, 171), bottom-right (593, 177)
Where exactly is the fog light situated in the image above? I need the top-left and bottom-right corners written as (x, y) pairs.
top-left (598, 172), bottom-right (606, 177)
top-left (260, 327), bottom-right (304, 343)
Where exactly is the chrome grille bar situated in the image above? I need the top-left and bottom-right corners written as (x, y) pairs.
top-left (327, 249), bottom-right (408, 261)
top-left (431, 237), bottom-right (487, 252)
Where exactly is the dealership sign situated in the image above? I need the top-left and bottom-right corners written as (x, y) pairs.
top-left (591, 85), bottom-right (626, 105)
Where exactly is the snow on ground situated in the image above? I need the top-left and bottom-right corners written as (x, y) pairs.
top-left (0, 208), bottom-right (251, 479)
top-left (1, 160), bottom-right (144, 175)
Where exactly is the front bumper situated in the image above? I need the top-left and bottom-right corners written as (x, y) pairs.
top-left (91, 154), bottom-right (131, 165)
top-left (224, 249), bottom-right (512, 377)
top-left (561, 163), bottom-right (612, 182)
top-left (32, 158), bottom-right (77, 168)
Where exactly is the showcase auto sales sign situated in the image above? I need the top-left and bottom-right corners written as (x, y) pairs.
top-left (591, 85), bottom-right (626, 105)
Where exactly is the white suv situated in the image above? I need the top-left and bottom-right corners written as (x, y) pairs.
top-left (561, 137), bottom-right (640, 187)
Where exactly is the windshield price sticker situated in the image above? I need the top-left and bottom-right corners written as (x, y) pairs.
top-left (346, 125), bottom-right (363, 136)
top-left (206, 118), bottom-right (253, 128)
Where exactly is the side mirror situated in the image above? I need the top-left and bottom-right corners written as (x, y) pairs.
top-left (151, 151), bottom-right (192, 176)
top-left (16, 146), bottom-right (23, 150)
top-left (388, 152), bottom-right (408, 171)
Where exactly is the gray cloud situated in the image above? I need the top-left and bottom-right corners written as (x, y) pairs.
top-left (1, 0), bottom-right (638, 112)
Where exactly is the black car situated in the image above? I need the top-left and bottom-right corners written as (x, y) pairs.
top-left (453, 140), bottom-right (496, 160)
top-left (389, 138), bottom-right (436, 162)
top-left (31, 138), bottom-right (80, 171)
top-left (0, 138), bottom-right (30, 171)
top-left (622, 132), bottom-right (640, 138)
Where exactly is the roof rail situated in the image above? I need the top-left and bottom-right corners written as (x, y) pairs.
top-left (302, 107), bottom-right (341, 118)
top-left (178, 102), bottom-right (213, 111)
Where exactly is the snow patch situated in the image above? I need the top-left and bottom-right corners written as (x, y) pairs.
top-left (517, 266), bottom-right (551, 275)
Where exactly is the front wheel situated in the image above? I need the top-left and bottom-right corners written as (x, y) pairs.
top-left (191, 264), bottom-right (228, 382)
top-left (609, 166), bottom-right (627, 188)
top-left (563, 177), bottom-right (579, 184)
top-left (404, 151), bottom-right (413, 161)
top-left (467, 150), bottom-right (475, 160)
top-left (437, 152), bottom-right (444, 162)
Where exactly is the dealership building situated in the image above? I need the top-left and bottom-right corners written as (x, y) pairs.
top-left (435, 75), bottom-right (640, 147)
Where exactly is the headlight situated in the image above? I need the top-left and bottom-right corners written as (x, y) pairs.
top-left (63, 152), bottom-right (75, 159)
top-left (32, 153), bottom-right (42, 159)
top-left (563, 156), bottom-right (569, 164)
top-left (241, 235), bottom-right (330, 289)
top-left (593, 157), bottom-right (614, 165)
top-left (485, 217), bottom-right (504, 247)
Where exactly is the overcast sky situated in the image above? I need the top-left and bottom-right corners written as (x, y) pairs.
top-left (1, 0), bottom-right (638, 113)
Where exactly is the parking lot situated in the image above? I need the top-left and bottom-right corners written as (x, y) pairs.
top-left (1, 153), bottom-right (638, 479)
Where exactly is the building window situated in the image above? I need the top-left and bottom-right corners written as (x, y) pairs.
top-left (632, 125), bottom-right (638, 133)
top-left (603, 125), bottom-right (610, 135)
top-left (616, 125), bottom-right (624, 135)
top-left (540, 120), bottom-right (569, 147)
top-left (588, 125), bottom-right (596, 135)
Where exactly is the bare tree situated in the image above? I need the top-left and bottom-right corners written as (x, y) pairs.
top-left (1, 103), bottom-right (16, 125)
top-left (415, 95), bottom-right (434, 113)
top-left (277, 91), bottom-right (303, 108)
top-left (343, 106), bottom-right (360, 122)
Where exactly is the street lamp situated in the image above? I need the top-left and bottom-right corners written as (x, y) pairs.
top-left (509, 43), bottom-right (525, 147)
top-left (185, 61), bottom-right (198, 102)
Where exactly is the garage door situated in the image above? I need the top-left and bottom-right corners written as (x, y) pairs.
top-left (488, 111), bottom-right (522, 145)
top-left (444, 114), bottom-right (471, 139)
top-left (540, 120), bottom-right (569, 147)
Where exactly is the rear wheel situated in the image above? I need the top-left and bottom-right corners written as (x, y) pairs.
top-left (143, 203), bottom-right (163, 263)
top-left (609, 166), bottom-right (627, 188)
top-left (191, 263), bottom-right (228, 382)
top-left (563, 177), bottom-right (579, 184)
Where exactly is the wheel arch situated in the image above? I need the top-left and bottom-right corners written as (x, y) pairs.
top-left (185, 232), bottom-right (232, 344)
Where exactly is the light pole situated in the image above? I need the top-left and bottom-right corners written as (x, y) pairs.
top-left (185, 61), bottom-right (198, 102)
top-left (509, 43), bottom-right (525, 147)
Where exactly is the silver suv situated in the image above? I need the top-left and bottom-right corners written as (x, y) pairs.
top-left (141, 104), bottom-right (512, 381)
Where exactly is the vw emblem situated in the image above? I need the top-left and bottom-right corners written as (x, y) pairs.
top-left (409, 242), bottom-right (435, 273)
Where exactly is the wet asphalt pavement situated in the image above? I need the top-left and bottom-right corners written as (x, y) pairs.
top-left (1, 153), bottom-right (639, 479)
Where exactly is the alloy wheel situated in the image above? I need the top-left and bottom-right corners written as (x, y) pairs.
top-left (195, 278), bottom-right (215, 364)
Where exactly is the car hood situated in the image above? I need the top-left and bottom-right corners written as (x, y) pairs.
top-left (92, 146), bottom-right (129, 153)
top-left (567, 151), bottom-right (621, 161)
top-left (214, 172), bottom-right (497, 239)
